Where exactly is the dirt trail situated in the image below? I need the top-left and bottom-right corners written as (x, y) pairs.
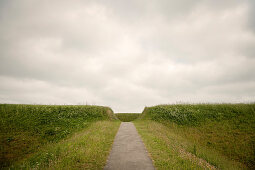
top-left (104, 122), bottom-right (155, 170)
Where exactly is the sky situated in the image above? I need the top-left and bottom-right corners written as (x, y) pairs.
top-left (0, 0), bottom-right (255, 112)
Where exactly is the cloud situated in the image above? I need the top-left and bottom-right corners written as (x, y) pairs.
top-left (0, 0), bottom-right (255, 112)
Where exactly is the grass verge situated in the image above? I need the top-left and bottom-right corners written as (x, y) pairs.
top-left (134, 120), bottom-right (204, 169)
top-left (11, 120), bottom-right (120, 169)
top-left (137, 104), bottom-right (255, 169)
top-left (134, 120), bottom-right (244, 170)
top-left (115, 113), bottom-right (140, 122)
top-left (0, 104), bottom-right (117, 168)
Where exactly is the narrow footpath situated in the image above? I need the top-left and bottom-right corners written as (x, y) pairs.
top-left (104, 122), bottom-right (155, 170)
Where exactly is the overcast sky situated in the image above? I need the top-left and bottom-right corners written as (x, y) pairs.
top-left (0, 0), bottom-right (255, 112)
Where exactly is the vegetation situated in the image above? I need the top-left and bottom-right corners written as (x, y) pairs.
top-left (0, 104), bottom-right (118, 168)
top-left (115, 113), bottom-right (140, 122)
top-left (135, 104), bottom-right (255, 169)
top-left (12, 121), bottom-right (120, 169)
top-left (135, 120), bottom-right (214, 169)
top-left (2, 103), bottom-right (255, 169)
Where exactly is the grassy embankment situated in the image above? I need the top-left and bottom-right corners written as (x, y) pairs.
top-left (134, 104), bottom-right (255, 170)
top-left (115, 113), bottom-right (140, 122)
top-left (0, 104), bottom-right (120, 169)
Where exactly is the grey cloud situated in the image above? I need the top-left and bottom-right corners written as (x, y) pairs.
top-left (0, 0), bottom-right (254, 112)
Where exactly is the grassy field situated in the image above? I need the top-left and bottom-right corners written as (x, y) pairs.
top-left (135, 104), bottom-right (255, 169)
top-left (0, 104), bottom-right (119, 169)
top-left (115, 113), bottom-right (140, 122)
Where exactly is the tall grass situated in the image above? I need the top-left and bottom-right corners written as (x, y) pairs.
top-left (0, 104), bottom-right (117, 168)
top-left (115, 113), bottom-right (140, 122)
top-left (140, 104), bottom-right (255, 169)
top-left (142, 104), bottom-right (255, 126)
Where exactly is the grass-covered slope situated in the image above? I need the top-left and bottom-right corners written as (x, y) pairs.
top-left (115, 113), bottom-right (140, 122)
top-left (136, 104), bottom-right (255, 169)
top-left (13, 121), bottom-right (120, 169)
top-left (0, 104), bottom-right (118, 168)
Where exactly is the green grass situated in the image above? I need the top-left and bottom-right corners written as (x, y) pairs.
top-left (134, 120), bottom-right (211, 170)
top-left (0, 104), bottom-right (118, 168)
top-left (135, 120), bottom-right (244, 170)
top-left (3, 103), bottom-right (254, 169)
top-left (12, 120), bottom-right (120, 169)
top-left (115, 113), bottom-right (140, 122)
top-left (136, 104), bottom-right (255, 169)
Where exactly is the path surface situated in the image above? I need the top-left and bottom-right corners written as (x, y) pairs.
top-left (104, 122), bottom-right (155, 170)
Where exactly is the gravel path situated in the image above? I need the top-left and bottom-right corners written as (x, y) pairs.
top-left (104, 122), bottom-right (155, 170)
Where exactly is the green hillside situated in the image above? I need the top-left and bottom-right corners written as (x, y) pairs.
top-left (135, 104), bottom-right (255, 169)
top-left (0, 104), bottom-right (118, 168)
